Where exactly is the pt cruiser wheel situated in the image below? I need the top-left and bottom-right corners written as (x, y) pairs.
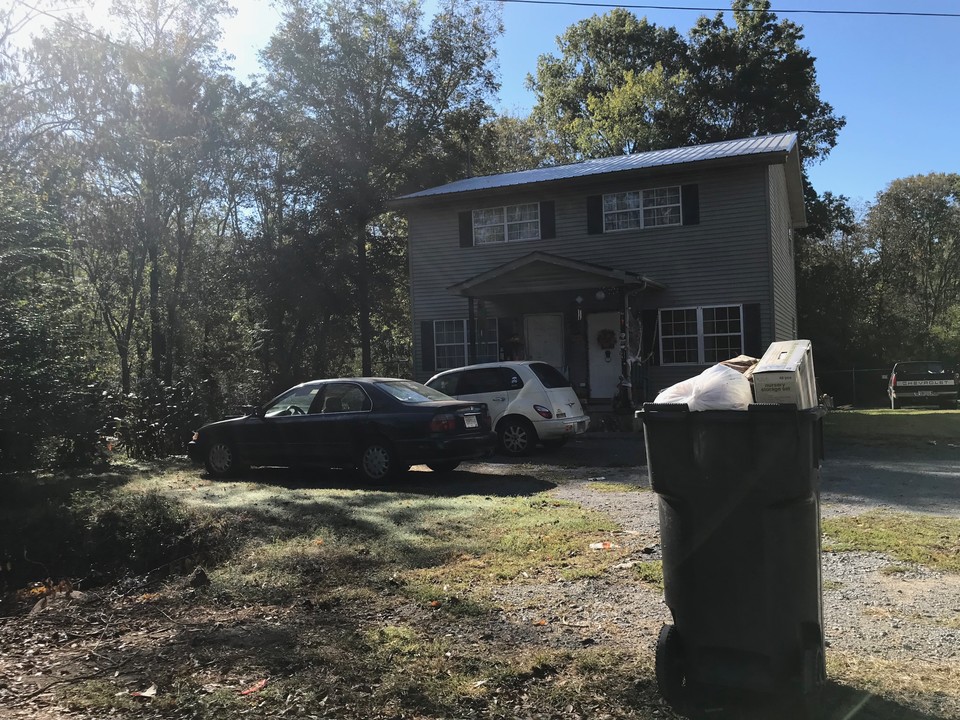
top-left (498, 418), bottom-right (534, 457)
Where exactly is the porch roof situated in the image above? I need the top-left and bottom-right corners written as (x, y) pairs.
top-left (447, 251), bottom-right (664, 298)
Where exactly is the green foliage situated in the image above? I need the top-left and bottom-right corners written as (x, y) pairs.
top-left (0, 178), bottom-right (107, 469)
top-left (1, 472), bottom-right (238, 588)
top-left (258, 0), bottom-right (501, 376)
top-left (528, 1), bottom-right (844, 165)
top-left (685, 0), bottom-right (842, 165)
top-left (528, 8), bottom-right (690, 161)
top-left (864, 173), bottom-right (960, 361)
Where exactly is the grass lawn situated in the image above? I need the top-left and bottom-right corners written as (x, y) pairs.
top-left (822, 510), bottom-right (960, 574)
top-left (2, 459), bottom-right (957, 719)
top-left (824, 407), bottom-right (960, 446)
top-left (1, 462), bottom-right (673, 720)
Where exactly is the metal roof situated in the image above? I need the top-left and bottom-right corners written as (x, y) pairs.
top-left (397, 132), bottom-right (799, 201)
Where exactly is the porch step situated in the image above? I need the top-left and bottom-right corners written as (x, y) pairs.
top-left (586, 409), bottom-right (638, 433)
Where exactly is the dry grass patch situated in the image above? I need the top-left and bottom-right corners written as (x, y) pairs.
top-left (822, 511), bottom-right (960, 574)
top-left (827, 651), bottom-right (960, 717)
top-left (585, 480), bottom-right (648, 493)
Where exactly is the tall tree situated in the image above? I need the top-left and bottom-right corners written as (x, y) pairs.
top-left (261, 0), bottom-right (501, 375)
top-left (686, 0), bottom-right (842, 166)
top-left (528, 8), bottom-right (690, 161)
top-left (795, 193), bottom-right (877, 369)
top-left (527, 1), bottom-right (844, 166)
top-left (864, 174), bottom-right (960, 358)
top-left (29, 0), bottom-right (235, 390)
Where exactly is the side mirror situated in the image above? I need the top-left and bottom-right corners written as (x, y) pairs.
top-left (243, 405), bottom-right (264, 418)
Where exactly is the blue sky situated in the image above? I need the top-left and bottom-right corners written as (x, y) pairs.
top-left (63, 1), bottom-right (960, 205)
top-left (479, 0), bottom-right (960, 206)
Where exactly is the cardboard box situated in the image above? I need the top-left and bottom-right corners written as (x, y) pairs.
top-left (752, 340), bottom-right (818, 408)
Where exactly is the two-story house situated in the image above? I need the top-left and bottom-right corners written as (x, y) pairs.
top-left (390, 132), bottom-right (806, 405)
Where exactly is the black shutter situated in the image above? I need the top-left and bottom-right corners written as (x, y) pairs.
top-left (586, 195), bottom-right (603, 234)
top-left (539, 201), bottom-right (556, 239)
top-left (421, 320), bottom-right (435, 372)
top-left (743, 303), bottom-right (762, 357)
top-left (681, 184), bottom-right (700, 225)
top-left (641, 309), bottom-right (660, 366)
top-left (458, 211), bottom-right (473, 248)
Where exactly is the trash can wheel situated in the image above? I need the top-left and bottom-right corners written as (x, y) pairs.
top-left (655, 623), bottom-right (687, 708)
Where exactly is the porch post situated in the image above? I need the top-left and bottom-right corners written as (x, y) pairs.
top-left (619, 288), bottom-right (629, 407)
top-left (467, 296), bottom-right (477, 364)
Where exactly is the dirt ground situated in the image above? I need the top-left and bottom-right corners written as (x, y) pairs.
top-left (0, 433), bottom-right (957, 719)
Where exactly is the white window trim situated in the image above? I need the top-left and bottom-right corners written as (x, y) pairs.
top-left (432, 318), bottom-right (500, 368)
top-left (472, 203), bottom-right (540, 245)
top-left (603, 185), bottom-right (682, 233)
top-left (433, 319), bottom-right (468, 371)
top-left (658, 304), bottom-right (744, 366)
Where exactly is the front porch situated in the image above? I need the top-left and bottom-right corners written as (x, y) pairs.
top-left (448, 252), bottom-right (663, 404)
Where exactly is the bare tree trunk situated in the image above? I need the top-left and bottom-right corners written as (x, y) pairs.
top-left (357, 223), bottom-right (371, 376)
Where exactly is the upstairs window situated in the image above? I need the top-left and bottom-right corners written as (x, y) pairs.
top-left (472, 203), bottom-right (540, 244)
top-left (659, 305), bottom-right (743, 365)
top-left (603, 186), bottom-right (681, 232)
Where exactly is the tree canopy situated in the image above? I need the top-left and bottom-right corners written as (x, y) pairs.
top-left (528, 1), bottom-right (844, 166)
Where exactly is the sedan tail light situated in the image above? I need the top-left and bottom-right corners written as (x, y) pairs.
top-left (533, 404), bottom-right (553, 419)
top-left (430, 413), bottom-right (457, 432)
top-left (891, 374), bottom-right (897, 387)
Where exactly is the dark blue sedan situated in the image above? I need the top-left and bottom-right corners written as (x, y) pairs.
top-left (187, 378), bottom-right (496, 481)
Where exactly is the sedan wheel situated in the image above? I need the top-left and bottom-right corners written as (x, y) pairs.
top-left (205, 441), bottom-right (237, 478)
top-left (499, 418), bottom-right (534, 457)
top-left (358, 440), bottom-right (396, 481)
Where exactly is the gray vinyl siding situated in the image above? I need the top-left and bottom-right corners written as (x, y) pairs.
top-left (768, 164), bottom-right (797, 340)
top-left (408, 164), bottom-right (779, 382)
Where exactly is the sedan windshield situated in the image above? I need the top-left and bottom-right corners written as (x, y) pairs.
top-left (264, 385), bottom-right (319, 416)
top-left (377, 380), bottom-right (451, 403)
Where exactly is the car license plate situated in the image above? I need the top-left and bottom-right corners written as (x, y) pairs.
top-left (464, 415), bottom-right (478, 428)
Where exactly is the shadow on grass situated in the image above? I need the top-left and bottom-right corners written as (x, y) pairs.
top-left (216, 465), bottom-right (557, 498)
top-left (668, 681), bottom-right (945, 720)
top-left (818, 681), bottom-right (943, 719)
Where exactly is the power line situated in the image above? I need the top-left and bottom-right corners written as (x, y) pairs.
top-left (481, 0), bottom-right (960, 19)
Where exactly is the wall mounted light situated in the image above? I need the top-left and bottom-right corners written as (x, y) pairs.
top-left (595, 289), bottom-right (606, 301)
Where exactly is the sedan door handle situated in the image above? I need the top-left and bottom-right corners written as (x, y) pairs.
top-left (492, 396), bottom-right (506, 401)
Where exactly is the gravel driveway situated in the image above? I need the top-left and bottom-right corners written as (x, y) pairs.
top-left (463, 433), bottom-right (960, 718)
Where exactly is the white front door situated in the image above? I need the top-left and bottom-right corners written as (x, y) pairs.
top-left (523, 313), bottom-right (564, 369)
top-left (588, 312), bottom-right (622, 400)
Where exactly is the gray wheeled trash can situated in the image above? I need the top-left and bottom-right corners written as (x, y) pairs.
top-left (639, 403), bottom-right (826, 719)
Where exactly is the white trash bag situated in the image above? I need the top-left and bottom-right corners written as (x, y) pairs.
top-left (654, 363), bottom-right (753, 411)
